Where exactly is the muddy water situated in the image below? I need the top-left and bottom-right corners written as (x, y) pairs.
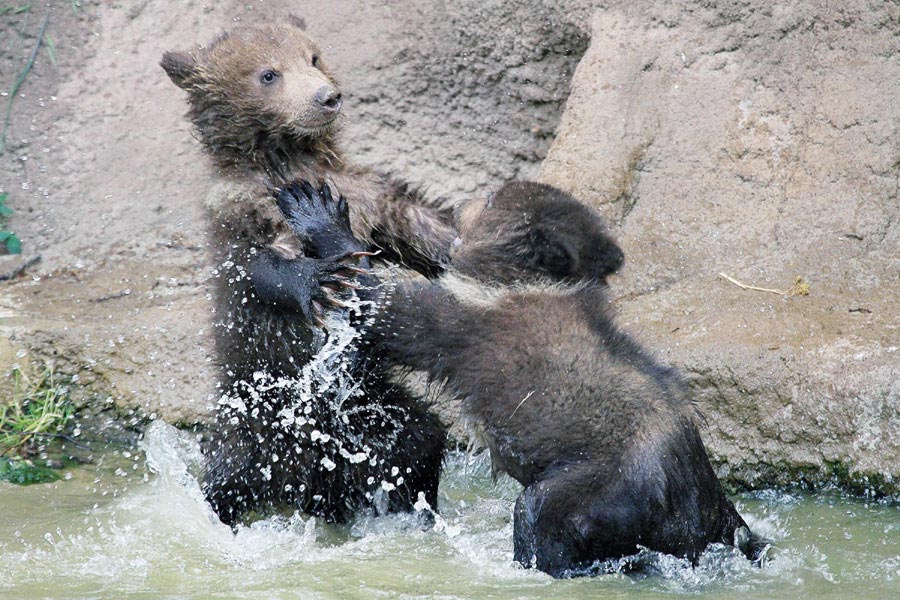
top-left (1, 422), bottom-right (898, 599)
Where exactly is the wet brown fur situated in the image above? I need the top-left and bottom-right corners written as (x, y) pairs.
top-left (161, 20), bottom-right (451, 526)
top-left (161, 22), bottom-right (455, 271)
top-left (359, 182), bottom-right (760, 576)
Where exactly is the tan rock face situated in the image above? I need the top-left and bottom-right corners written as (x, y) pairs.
top-left (539, 3), bottom-right (900, 493)
top-left (2, 0), bottom-right (588, 426)
top-left (2, 0), bottom-right (897, 493)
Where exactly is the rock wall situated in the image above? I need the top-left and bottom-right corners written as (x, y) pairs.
top-left (0, 0), bottom-right (589, 425)
top-left (1, 0), bottom-right (897, 492)
top-left (539, 1), bottom-right (900, 492)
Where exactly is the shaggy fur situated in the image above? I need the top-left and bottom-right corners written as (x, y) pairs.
top-left (161, 20), bottom-right (449, 526)
top-left (298, 180), bottom-right (761, 576)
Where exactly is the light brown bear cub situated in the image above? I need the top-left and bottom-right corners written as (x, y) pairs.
top-left (161, 18), bottom-right (450, 527)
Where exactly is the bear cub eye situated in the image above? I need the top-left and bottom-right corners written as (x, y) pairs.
top-left (311, 55), bottom-right (320, 67)
top-left (260, 70), bottom-right (279, 85)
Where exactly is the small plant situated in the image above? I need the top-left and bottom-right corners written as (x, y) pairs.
top-left (0, 192), bottom-right (20, 254)
top-left (0, 366), bottom-right (73, 484)
top-left (0, 457), bottom-right (58, 484)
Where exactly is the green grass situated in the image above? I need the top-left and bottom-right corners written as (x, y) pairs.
top-left (0, 192), bottom-right (21, 253)
top-left (0, 5), bottom-right (31, 16)
top-left (0, 458), bottom-right (59, 484)
top-left (0, 367), bottom-right (73, 484)
top-left (43, 33), bottom-right (56, 67)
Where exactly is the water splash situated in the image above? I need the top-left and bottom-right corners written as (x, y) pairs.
top-left (3, 433), bottom-right (900, 598)
top-left (211, 279), bottom-right (419, 515)
top-left (141, 420), bottom-right (320, 569)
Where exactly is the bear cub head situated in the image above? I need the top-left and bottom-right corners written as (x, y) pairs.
top-left (161, 16), bottom-right (341, 171)
top-left (451, 181), bottom-right (625, 286)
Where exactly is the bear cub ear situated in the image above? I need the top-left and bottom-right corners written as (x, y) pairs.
top-left (527, 227), bottom-right (572, 278)
top-left (160, 51), bottom-right (199, 88)
top-left (287, 14), bottom-right (307, 31)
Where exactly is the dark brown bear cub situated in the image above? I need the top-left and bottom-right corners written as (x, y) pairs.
top-left (160, 20), bottom-right (450, 526)
top-left (277, 180), bottom-right (761, 577)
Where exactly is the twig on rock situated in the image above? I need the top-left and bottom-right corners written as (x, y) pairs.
top-left (0, 255), bottom-right (40, 280)
top-left (1, 11), bottom-right (50, 155)
top-left (718, 273), bottom-right (810, 297)
top-left (90, 289), bottom-right (132, 303)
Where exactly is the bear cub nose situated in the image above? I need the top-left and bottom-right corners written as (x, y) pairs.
top-left (315, 86), bottom-right (343, 112)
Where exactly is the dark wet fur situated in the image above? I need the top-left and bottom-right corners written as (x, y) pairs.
top-left (354, 181), bottom-right (761, 576)
top-left (161, 23), bottom-right (451, 526)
